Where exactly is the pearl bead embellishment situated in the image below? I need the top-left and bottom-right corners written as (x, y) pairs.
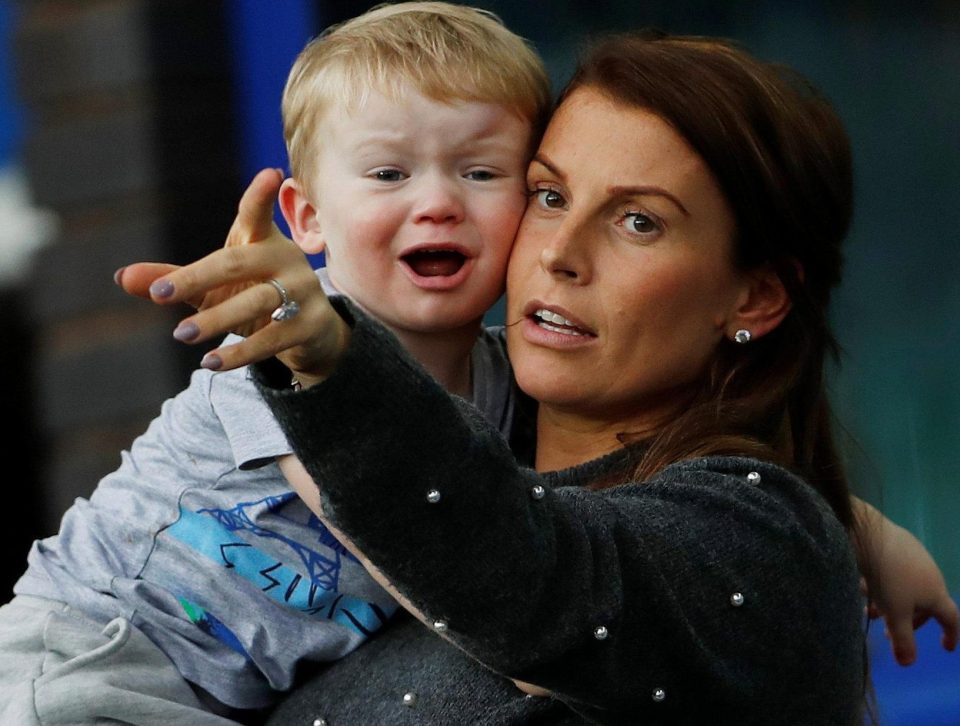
top-left (652, 688), bottom-right (666, 702)
top-left (730, 592), bottom-right (745, 607)
top-left (313, 719), bottom-right (327, 726)
top-left (426, 489), bottom-right (441, 503)
top-left (531, 484), bottom-right (546, 500)
top-left (402, 692), bottom-right (417, 707)
top-left (746, 471), bottom-right (761, 485)
top-left (433, 619), bottom-right (448, 633)
top-left (593, 625), bottom-right (609, 640)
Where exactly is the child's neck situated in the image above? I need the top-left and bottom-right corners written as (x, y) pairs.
top-left (388, 323), bottom-right (479, 399)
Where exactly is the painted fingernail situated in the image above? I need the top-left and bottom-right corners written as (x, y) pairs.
top-left (150, 279), bottom-right (175, 299)
top-left (173, 322), bottom-right (199, 343)
top-left (113, 267), bottom-right (125, 286)
top-left (201, 352), bottom-right (223, 371)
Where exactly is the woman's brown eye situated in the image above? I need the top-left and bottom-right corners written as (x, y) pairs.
top-left (625, 212), bottom-right (658, 234)
top-left (536, 189), bottom-right (565, 208)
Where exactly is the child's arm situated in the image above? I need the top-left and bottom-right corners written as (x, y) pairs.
top-left (853, 496), bottom-right (959, 664)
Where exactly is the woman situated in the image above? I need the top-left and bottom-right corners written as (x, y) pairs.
top-left (129, 32), bottom-right (945, 724)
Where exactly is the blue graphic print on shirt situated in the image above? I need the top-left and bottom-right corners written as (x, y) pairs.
top-left (168, 493), bottom-right (395, 643)
top-left (179, 597), bottom-right (250, 658)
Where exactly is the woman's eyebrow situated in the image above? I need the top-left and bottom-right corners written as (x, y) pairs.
top-left (531, 153), bottom-right (564, 180)
top-left (608, 185), bottom-right (689, 216)
top-left (533, 153), bottom-right (689, 216)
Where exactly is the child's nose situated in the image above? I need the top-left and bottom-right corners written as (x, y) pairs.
top-left (413, 175), bottom-right (465, 224)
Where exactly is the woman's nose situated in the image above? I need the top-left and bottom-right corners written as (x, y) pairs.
top-left (539, 224), bottom-right (589, 282)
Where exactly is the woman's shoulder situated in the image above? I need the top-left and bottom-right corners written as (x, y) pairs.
top-left (651, 455), bottom-right (846, 536)
top-left (581, 453), bottom-right (857, 579)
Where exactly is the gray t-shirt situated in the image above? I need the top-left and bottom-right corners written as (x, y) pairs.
top-left (14, 271), bottom-right (517, 710)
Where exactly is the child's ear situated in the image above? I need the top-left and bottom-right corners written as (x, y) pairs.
top-left (278, 179), bottom-right (325, 254)
top-left (727, 263), bottom-right (792, 341)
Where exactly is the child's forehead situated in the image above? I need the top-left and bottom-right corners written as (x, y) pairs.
top-left (340, 82), bottom-right (519, 119)
top-left (320, 86), bottom-right (532, 141)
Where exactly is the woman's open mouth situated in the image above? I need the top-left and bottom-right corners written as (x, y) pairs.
top-left (532, 308), bottom-right (593, 337)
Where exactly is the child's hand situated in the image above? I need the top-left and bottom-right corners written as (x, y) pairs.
top-left (116, 168), bottom-right (349, 381)
top-left (856, 501), bottom-right (959, 665)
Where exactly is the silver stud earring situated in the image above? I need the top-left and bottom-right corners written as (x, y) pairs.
top-left (733, 329), bottom-right (752, 344)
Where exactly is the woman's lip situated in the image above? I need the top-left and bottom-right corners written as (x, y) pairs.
top-left (517, 316), bottom-right (598, 348)
top-left (521, 301), bottom-right (596, 336)
top-left (515, 300), bottom-right (598, 348)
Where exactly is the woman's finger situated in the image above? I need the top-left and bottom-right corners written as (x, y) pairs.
top-left (172, 281), bottom-right (283, 345)
top-left (115, 262), bottom-right (181, 299)
top-left (174, 271), bottom-right (322, 345)
top-left (199, 319), bottom-right (318, 372)
top-left (226, 168), bottom-right (285, 248)
top-left (147, 239), bottom-right (302, 308)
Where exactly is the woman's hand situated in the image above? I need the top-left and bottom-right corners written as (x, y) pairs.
top-left (115, 168), bottom-right (349, 382)
top-left (855, 498), bottom-right (959, 665)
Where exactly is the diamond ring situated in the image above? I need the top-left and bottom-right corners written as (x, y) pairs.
top-left (266, 278), bottom-right (300, 322)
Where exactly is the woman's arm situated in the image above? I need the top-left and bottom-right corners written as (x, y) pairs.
top-left (249, 298), bottom-right (865, 723)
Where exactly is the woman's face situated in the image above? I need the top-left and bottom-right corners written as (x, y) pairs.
top-left (506, 87), bottom-right (749, 427)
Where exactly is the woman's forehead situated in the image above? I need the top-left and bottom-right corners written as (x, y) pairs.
top-left (537, 88), bottom-right (715, 196)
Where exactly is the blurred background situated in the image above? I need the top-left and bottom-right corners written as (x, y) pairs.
top-left (0, 1), bottom-right (957, 721)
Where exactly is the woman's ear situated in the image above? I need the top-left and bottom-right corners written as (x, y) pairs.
top-left (279, 179), bottom-right (325, 255)
top-left (728, 264), bottom-right (792, 341)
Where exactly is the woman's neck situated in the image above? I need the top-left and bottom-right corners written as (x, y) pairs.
top-left (534, 409), bottom-right (623, 472)
top-left (534, 403), bottom-right (673, 472)
top-left (389, 323), bottom-right (479, 399)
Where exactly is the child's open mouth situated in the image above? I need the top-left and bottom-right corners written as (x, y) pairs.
top-left (402, 249), bottom-right (467, 278)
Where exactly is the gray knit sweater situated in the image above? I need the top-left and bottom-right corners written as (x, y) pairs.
top-left (255, 298), bottom-right (865, 725)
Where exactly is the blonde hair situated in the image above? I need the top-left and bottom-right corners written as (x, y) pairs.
top-left (282, 2), bottom-right (551, 188)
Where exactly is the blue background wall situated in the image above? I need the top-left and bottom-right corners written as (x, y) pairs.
top-left (0, 0), bottom-right (21, 168)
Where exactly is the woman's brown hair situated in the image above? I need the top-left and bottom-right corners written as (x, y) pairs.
top-left (564, 32), bottom-right (854, 528)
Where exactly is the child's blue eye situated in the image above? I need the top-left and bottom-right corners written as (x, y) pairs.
top-left (373, 169), bottom-right (406, 182)
top-left (465, 170), bottom-right (496, 181)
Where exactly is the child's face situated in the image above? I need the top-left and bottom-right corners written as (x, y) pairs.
top-left (301, 88), bottom-right (531, 336)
